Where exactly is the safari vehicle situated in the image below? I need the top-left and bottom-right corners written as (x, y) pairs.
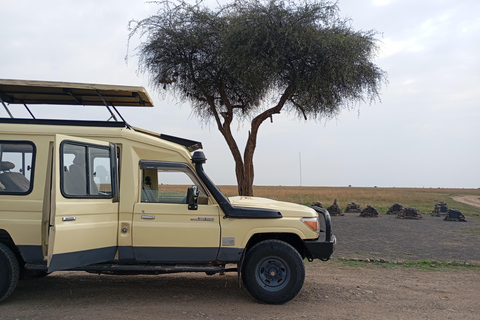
top-left (0, 79), bottom-right (335, 304)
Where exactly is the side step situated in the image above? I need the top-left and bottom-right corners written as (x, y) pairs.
top-left (25, 263), bottom-right (234, 274)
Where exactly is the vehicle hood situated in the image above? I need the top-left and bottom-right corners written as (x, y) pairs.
top-left (228, 196), bottom-right (316, 217)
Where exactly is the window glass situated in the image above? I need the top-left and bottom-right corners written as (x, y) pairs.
top-left (0, 141), bottom-right (35, 194)
top-left (141, 166), bottom-right (208, 204)
top-left (61, 142), bottom-right (113, 198)
top-left (91, 148), bottom-right (111, 194)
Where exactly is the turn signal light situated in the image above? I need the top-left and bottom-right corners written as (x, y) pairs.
top-left (301, 217), bottom-right (319, 233)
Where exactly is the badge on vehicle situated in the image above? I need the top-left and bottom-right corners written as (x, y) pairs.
top-left (222, 237), bottom-right (235, 246)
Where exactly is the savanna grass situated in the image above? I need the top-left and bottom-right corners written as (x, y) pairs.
top-left (218, 186), bottom-right (480, 217)
top-left (335, 258), bottom-right (480, 271)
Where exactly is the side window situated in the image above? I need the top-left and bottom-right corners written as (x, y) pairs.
top-left (141, 164), bottom-right (208, 205)
top-left (0, 141), bottom-right (36, 194)
top-left (61, 142), bottom-right (113, 198)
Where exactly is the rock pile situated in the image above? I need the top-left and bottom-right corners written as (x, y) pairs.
top-left (360, 205), bottom-right (379, 218)
top-left (386, 203), bottom-right (403, 215)
top-left (311, 201), bottom-right (323, 208)
top-left (397, 207), bottom-right (422, 220)
top-left (345, 202), bottom-right (362, 213)
top-left (431, 202), bottom-right (448, 217)
top-left (327, 199), bottom-right (344, 216)
top-left (444, 209), bottom-right (467, 222)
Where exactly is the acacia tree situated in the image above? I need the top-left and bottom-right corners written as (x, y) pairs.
top-left (129, 0), bottom-right (386, 196)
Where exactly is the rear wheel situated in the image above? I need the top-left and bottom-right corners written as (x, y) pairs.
top-left (242, 240), bottom-right (305, 304)
top-left (0, 243), bottom-right (20, 302)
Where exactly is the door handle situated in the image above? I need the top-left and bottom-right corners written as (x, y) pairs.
top-left (141, 215), bottom-right (155, 220)
top-left (62, 216), bottom-right (76, 221)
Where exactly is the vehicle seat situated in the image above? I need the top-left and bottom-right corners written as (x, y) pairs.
top-left (141, 176), bottom-right (158, 202)
top-left (68, 154), bottom-right (98, 195)
top-left (0, 161), bottom-right (30, 192)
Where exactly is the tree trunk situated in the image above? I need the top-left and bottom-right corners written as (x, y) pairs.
top-left (218, 87), bottom-right (293, 197)
top-left (210, 85), bottom-right (292, 197)
top-left (242, 145), bottom-right (255, 196)
top-left (229, 156), bottom-right (254, 196)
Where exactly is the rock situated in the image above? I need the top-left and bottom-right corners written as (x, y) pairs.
top-left (431, 201), bottom-right (448, 217)
top-left (397, 207), bottom-right (422, 220)
top-left (327, 199), bottom-right (344, 216)
top-left (443, 209), bottom-right (467, 222)
top-left (311, 201), bottom-right (323, 208)
top-left (345, 202), bottom-right (362, 213)
top-left (386, 202), bottom-right (403, 215)
top-left (360, 205), bottom-right (379, 217)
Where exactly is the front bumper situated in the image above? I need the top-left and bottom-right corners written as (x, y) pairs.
top-left (304, 235), bottom-right (336, 261)
top-left (305, 205), bottom-right (337, 261)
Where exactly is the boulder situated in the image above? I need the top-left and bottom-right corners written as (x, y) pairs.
top-left (431, 201), bottom-right (448, 217)
top-left (360, 205), bottom-right (379, 218)
top-left (386, 203), bottom-right (403, 215)
top-left (397, 207), bottom-right (422, 220)
top-left (444, 209), bottom-right (467, 222)
top-left (327, 199), bottom-right (344, 216)
top-left (311, 201), bottom-right (323, 208)
top-left (345, 202), bottom-right (362, 213)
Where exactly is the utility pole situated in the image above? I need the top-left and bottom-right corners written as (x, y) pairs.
top-left (299, 152), bottom-right (303, 186)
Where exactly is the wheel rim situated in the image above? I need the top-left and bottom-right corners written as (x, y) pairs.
top-left (255, 256), bottom-right (290, 292)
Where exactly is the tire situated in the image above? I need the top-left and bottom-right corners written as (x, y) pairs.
top-left (242, 240), bottom-right (305, 304)
top-left (0, 243), bottom-right (20, 303)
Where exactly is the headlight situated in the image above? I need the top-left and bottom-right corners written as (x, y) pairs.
top-left (301, 217), bottom-right (319, 233)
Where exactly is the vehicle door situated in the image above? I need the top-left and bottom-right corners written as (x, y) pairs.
top-left (47, 134), bottom-right (119, 272)
top-left (132, 161), bottom-right (221, 263)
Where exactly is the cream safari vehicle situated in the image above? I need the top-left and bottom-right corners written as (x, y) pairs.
top-left (0, 79), bottom-right (335, 304)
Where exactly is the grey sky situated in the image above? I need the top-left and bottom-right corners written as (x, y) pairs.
top-left (1, 0), bottom-right (479, 188)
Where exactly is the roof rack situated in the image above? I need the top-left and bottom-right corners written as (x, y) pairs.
top-left (0, 118), bottom-right (128, 128)
top-left (0, 79), bottom-right (154, 126)
top-left (0, 79), bottom-right (204, 152)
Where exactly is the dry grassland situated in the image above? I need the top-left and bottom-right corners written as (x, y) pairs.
top-left (218, 185), bottom-right (480, 216)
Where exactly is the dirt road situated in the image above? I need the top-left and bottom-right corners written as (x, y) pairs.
top-left (2, 201), bottom-right (480, 319)
top-left (1, 263), bottom-right (479, 320)
top-left (331, 214), bottom-right (480, 263)
top-left (452, 195), bottom-right (480, 209)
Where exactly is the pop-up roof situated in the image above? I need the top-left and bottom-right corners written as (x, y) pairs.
top-left (0, 79), bottom-right (203, 152)
top-left (0, 79), bottom-right (153, 107)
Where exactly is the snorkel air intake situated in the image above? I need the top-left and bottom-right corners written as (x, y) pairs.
top-left (192, 151), bottom-right (282, 219)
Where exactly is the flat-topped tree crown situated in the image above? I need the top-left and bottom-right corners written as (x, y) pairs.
top-left (130, 0), bottom-right (386, 196)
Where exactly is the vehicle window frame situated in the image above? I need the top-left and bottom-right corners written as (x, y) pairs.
top-left (0, 140), bottom-right (36, 195)
top-left (139, 160), bottom-right (210, 204)
top-left (60, 140), bottom-right (114, 199)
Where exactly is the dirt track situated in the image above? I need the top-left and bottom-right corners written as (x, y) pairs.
top-left (331, 213), bottom-right (480, 263)
top-left (1, 264), bottom-right (479, 320)
top-left (2, 203), bottom-right (480, 319)
top-left (452, 195), bottom-right (480, 209)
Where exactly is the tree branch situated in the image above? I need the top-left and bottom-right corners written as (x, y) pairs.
top-left (242, 85), bottom-right (294, 191)
top-left (290, 98), bottom-right (308, 120)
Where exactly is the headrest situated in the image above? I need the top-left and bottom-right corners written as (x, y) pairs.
top-left (0, 161), bottom-right (15, 171)
top-left (73, 153), bottom-right (85, 165)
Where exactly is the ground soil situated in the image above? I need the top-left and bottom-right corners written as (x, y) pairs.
top-left (452, 195), bottom-right (480, 209)
top-left (332, 213), bottom-right (480, 263)
top-left (2, 264), bottom-right (479, 320)
top-left (2, 212), bottom-right (480, 319)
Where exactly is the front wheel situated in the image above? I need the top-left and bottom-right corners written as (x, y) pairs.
top-left (0, 243), bottom-right (20, 302)
top-left (242, 240), bottom-right (305, 304)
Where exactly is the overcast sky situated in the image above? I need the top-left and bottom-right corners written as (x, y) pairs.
top-left (1, 0), bottom-right (479, 188)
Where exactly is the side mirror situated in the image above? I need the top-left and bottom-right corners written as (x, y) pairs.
top-left (187, 185), bottom-right (199, 210)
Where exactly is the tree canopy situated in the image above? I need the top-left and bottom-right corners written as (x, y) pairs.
top-left (129, 0), bottom-right (386, 196)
